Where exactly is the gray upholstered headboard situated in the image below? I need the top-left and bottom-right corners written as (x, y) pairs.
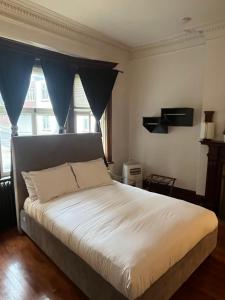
top-left (12, 133), bottom-right (104, 231)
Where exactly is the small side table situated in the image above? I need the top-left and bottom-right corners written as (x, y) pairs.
top-left (144, 174), bottom-right (176, 196)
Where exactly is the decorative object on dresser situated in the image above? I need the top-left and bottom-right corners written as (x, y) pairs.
top-left (223, 128), bottom-right (225, 142)
top-left (200, 111), bottom-right (215, 140)
top-left (143, 107), bottom-right (194, 134)
top-left (144, 174), bottom-right (176, 196)
top-left (0, 177), bottom-right (16, 230)
top-left (201, 139), bottom-right (225, 220)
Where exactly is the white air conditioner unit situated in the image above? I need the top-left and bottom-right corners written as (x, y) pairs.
top-left (123, 161), bottom-right (143, 188)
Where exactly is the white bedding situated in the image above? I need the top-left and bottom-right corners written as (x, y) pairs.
top-left (24, 181), bottom-right (218, 299)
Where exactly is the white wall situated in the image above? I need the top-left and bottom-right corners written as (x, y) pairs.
top-left (0, 15), bottom-right (130, 174)
top-left (129, 46), bottom-right (205, 191)
top-left (129, 35), bottom-right (225, 194)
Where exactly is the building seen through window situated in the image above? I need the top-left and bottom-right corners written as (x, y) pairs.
top-left (0, 69), bottom-right (107, 177)
top-left (0, 67), bottom-right (58, 176)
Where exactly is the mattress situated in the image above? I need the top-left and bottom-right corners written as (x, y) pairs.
top-left (24, 181), bottom-right (218, 300)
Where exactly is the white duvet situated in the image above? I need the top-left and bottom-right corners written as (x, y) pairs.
top-left (24, 181), bottom-right (218, 299)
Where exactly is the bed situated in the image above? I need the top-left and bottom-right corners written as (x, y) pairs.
top-left (12, 133), bottom-right (218, 300)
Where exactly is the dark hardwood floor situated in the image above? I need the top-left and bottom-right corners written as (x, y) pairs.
top-left (0, 223), bottom-right (225, 300)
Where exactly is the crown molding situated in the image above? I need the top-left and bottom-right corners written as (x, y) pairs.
top-left (203, 20), bottom-right (225, 40)
top-left (0, 0), bottom-right (130, 52)
top-left (0, 0), bottom-right (225, 60)
top-left (131, 33), bottom-right (205, 59)
top-left (131, 20), bottom-right (225, 59)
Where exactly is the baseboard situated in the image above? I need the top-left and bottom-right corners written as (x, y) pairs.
top-left (144, 181), bottom-right (205, 206)
top-left (195, 194), bottom-right (206, 206)
top-left (171, 186), bottom-right (195, 202)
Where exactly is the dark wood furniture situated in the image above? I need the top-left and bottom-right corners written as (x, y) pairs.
top-left (0, 176), bottom-right (16, 230)
top-left (201, 139), bottom-right (225, 218)
top-left (144, 174), bottom-right (176, 196)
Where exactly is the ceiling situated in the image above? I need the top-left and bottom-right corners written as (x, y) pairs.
top-left (30, 0), bottom-right (225, 47)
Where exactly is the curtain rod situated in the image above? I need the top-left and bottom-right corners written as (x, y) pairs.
top-left (35, 58), bottom-right (124, 73)
top-left (0, 37), bottom-right (118, 69)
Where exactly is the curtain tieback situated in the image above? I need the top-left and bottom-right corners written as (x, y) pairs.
top-left (11, 125), bottom-right (18, 136)
top-left (59, 126), bottom-right (66, 134)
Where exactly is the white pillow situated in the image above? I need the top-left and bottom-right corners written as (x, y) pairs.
top-left (28, 163), bottom-right (79, 203)
top-left (21, 171), bottom-right (38, 202)
top-left (70, 158), bottom-right (113, 190)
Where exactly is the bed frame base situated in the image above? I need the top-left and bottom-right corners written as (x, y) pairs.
top-left (20, 210), bottom-right (217, 300)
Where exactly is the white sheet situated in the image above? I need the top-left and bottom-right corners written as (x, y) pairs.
top-left (24, 182), bottom-right (218, 299)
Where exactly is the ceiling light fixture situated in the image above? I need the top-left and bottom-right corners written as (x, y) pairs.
top-left (184, 28), bottom-right (204, 35)
top-left (181, 17), bottom-right (192, 24)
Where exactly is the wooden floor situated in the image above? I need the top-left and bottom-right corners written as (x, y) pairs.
top-left (0, 224), bottom-right (225, 300)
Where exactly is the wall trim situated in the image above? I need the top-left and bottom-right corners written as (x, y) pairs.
top-left (144, 181), bottom-right (205, 206)
top-left (204, 20), bottom-right (225, 40)
top-left (131, 20), bottom-right (225, 59)
top-left (0, 0), bottom-right (129, 52)
top-left (131, 33), bottom-right (205, 59)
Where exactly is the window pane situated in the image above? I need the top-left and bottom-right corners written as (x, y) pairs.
top-left (0, 111), bottom-right (33, 175)
top-left (24, 67), bottom-right (52, 109)
top-left (76, 115), bottom-right (90, 133)
top-left (74, 75), bottom-right (90, 108)
top-left (36, 114), bottom-right (58, 135)
top-left (100, 113), bottom-right (107, 154)
top-left (0, 113), bottom-right (11, 175)
top-left (18, 114), bottom-right (32, 136)
top-left (91, 115), bottom-right (96, 133)
top-left (0, 93), bottom-right (4, 105)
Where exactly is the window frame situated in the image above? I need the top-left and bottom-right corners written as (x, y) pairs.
top-left (66, 104), bottom-right (112, 163)
top-left (0, 106), bottom-right (57, 177)
top-left (67, 102), bottom-right (112, 163)
top-left (0, 138), bottom-right (3, 178)
top-left (21, 107), bottom-right (56, 135)
top-left (105, 98), bottom-right (113, 163)
top-left (0, 103), bottom-right (113, 178)
top-left (71, 75), bottom-right (112, 162)
top-left (74, 108), bottom-right (94, 134)
top-left (0, 106), bottom-right (11, 177)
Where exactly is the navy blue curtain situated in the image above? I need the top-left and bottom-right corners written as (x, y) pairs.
top-left (79, 68), bottom-right (119, 132)
top-left (0, 49), bottom-right (34, 136)
top-left (41, 59), bottom-right (75, 133)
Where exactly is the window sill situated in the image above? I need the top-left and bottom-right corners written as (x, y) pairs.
top-left (0, 176), bottom-right (11, 183)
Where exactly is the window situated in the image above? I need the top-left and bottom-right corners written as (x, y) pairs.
top-left (0, 70), bottom-right (112, 177)
top-left (40, 81), bottom-right (49, 102)
top-left (0, 67), bottom-right (58, 177)
top-left (73, 75), bottom-right (108, 155)
top-left (74, 74), bottom-right (112, 161)
top-left (73, 74), bottom-right (96, 133)
top-left (26, 80), bottom-right (36, 102)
